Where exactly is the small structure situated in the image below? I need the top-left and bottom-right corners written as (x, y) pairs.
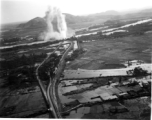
top-left (124, 60), bottom-right (145, 67)
top-left (118, 92), bottom-right (130, 99)
top-left (73, 41), bottom-right (78, 50)
top-left (99, 93), bottom-right (117, 101)
top-left (55, 51), bottom-right (61, 55)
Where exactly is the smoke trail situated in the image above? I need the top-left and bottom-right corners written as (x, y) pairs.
top-left (39, 6), bottom-right (68, 41)
top-left (56, 8), bottom-right (67, 39)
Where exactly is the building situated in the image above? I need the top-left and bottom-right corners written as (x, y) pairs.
top-left (73, 41), bottom-right (78, 50)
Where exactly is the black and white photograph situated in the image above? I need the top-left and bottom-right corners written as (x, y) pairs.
top-left (0, 0), bottom-right (152, 119)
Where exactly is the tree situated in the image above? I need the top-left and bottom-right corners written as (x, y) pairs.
top-left (133, 67), bottom-right (148, 77)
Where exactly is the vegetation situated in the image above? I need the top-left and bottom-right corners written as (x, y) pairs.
top-left (88, 24), bottom-right (104, 30)
top-left (38, 53), bottom-right (61, 81)
top-left (65, 48), bottom-right (85, 62)
top-left (133, 67), bottom-right (148, 77)
top-left (3, 66), bottom-right (36, 90)
top-left (1, 52), bottom-right (62, 89)
top-left (0, 53), bottom-right (48, 89)
top-left (0, 53), bottom-right (47, 71)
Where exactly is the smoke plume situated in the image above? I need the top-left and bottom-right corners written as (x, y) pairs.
top-left (39, 6), bottom-right (68, 41)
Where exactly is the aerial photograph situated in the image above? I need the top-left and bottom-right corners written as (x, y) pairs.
top-left (0, 0), bottom-right (152, 119)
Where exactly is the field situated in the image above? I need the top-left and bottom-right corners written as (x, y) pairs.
top-left (66, 33), bottom-right (152, 70)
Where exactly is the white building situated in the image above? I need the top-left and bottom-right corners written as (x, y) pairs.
top-left (73, 41), bottom-right (78, 50)
top-left (55, 51), bottom-right (61, 55)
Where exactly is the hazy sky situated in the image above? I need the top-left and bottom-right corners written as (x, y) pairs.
top-left (1, 0), bottom-right (152, 24)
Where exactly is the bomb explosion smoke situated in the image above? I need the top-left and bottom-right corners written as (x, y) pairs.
top-left (39, 6), bottom-right (68, 41)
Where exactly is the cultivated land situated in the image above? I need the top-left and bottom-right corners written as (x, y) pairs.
top-left (66, 33), bottom-right (152, 70)
top-left (59, 76), bottom-right (151, 119)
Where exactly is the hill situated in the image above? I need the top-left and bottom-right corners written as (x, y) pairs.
top-left (18, 17), bottom-right (47, 29)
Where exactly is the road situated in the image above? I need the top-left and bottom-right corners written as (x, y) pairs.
top-left (35, 43), bottom-right (61, 117)
top-left (36, 41), bottom-right (74, 118)
top-left (47, 41), bottom-right (74, 118)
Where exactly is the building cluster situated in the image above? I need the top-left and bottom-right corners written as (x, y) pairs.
top-left (61, 76), bottom-right (151, 106)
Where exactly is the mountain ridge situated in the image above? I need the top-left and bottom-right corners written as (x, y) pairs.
top-left (18, 8), bottom-right (152, 30)
top-left (18, 10), bottom-right (120, 30)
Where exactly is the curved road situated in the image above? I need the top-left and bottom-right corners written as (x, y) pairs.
top-left (36, 41), bottom-right (74, 118)
top-left (35, 43), bottom-right (62, 117)
top-left (47, 41), bottom-right (74, 118)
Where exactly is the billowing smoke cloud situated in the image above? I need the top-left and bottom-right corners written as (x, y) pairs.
top-left (39, 6), bottom-right (70, 41)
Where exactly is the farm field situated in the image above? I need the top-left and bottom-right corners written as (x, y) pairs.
top-left (66, 33), bottom-right (152, 70)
